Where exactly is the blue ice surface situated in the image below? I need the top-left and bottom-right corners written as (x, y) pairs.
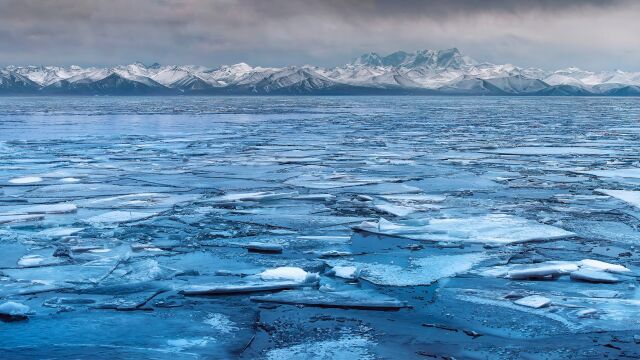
top-left (1, 96), bottom-right (640, 359)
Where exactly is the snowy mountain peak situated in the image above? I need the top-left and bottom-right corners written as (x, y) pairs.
top-left (351, 48), bottom-right (477, 69)
top-left (1, 48), bottom-right (639, 95)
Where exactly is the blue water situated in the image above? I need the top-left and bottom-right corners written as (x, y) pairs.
top-left (1, 97), bottom-right (640, 359)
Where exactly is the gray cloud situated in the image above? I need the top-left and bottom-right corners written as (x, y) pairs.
top-left (0, 0), bottom-right (638, 70)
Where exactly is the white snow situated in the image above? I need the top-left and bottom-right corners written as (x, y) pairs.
top-left (485, 147), bottom-right (611, 155)
top-left (0, 214), bottom-right (44, 224)
top-left (570, 268), bottom-right (621, 283)
top-left (36, 227), bottom-right (84, 237)
top-left (85, 211), bottom-right (157, 224)
top-left (356, 214), bottom-right (574, 244)
top-left (203, 313), bottom-right (239, 334)
top-left (218, 191), bottom-right (298, 202)
top-left (374, 202), bottom-right (415, 217)
top-left (579, 259), bottom-right (631, 273)
top-left (8, 176), bottom-right (43, 184)
top-left (14, 203), bottom-right (77, 214)
top-left (331, 266), bottom-right (359, 280)
top-left (514, 295), bottom-right (551, 309)
top-left (18, 255), bottom-right (45, 267)
top-left (330, 253), bottom-right (486, 286)
top-left (506, 262), bottom-right (579, 279)
top-left (596, 189), bottom-right (640, 209)
top-left (260, 267), bottom-right (314, 283)
top-left (0, 301), bottom-right (31, 316)
top-left (583, 168), bottom-right (640, 179)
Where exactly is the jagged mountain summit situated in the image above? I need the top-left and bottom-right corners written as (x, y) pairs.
top-left (2, 48), bottom-right (639, 95)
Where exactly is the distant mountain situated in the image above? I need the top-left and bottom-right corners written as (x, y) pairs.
top-left (0, 70), bottom-right (39, 93)
top-left (2, 48), bottom-right (639, 95)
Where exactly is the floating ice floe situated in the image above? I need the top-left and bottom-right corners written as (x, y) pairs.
top-left (265, 335), bottom-right (375, 360)
top-left (8, 176), bottom-right (43, 184)
top-left (294, 194), bottom-right (335, 201)
top-left (246, 242), bottom-right (283, 254)
top-left (251, 289), bottom-right (407, 310)
top-left (374, 202), bottom-right (415, 217)
top-left (35, 227), bottom-right (84, 238)
top-left (578, 259), bottom-right (631, 273)
top-left (297, 235), bottom-right (351, 242)
top-left (480, 258), bottom-right (631, 283)
top-left (355, 214), bottom-right (574, 244)
top-left (514, 295), bottom-right (551, 309)
top-left (203, 313), bottom-right (239, 334)
top-left (328, 253), bottom-right (486, 286)
top-left (596, 189), bottom-right (640, 209)
top-left (284, 173), bottom-right (393, 189)
top-left (0, 214), bottom-right (44, 225)
top-left (82, 193), bottom-right (198, 209)
top-left (17, 255), bottom-right (47, 267)
top-left (180, 281), bottom-right (313, 295)
top-left (10, 203), bottom-right (77, 215)
top-left (580, 168), bottom-right (640, 179)
top-left (328, 265), bottom-right (359, 280)
top-left (570, 268), bottom-right (621, 283)
top-left (0, 301), bottom-right (31, 321)
top-left (181, 267), bottom-right (319, 296)
top-left (85, 211), bottom-right (158, 224)
top-left (484, 147), bottom-right (612, 155)
top-left (217, 191), bottom-right (298, 202)
top-left (506, 262), bottom-right (579, 280)
top-left (260, 267), bottom-right (317, 283)
top-left (379, 194), bottom-right (446, 203)
top-left (60, 177), bottom-right (80, 183)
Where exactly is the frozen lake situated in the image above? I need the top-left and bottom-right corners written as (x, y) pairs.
top-left (2, 96), bottom-right (640, 359)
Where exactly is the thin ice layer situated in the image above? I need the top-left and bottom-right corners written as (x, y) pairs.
top-left (355, 214), bottom-right (574, 244)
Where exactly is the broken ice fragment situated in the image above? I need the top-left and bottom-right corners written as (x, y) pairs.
top-left (570, 269), bottom-right (621, 284)
top-left (294, 194), bottom-right (335, 201)
top-left (181, 281), bottom-right (312, 295)
top-left (0, 214), bottom-right (44, 224)
top-left (260, 267), bottom-right (318, 283)
top-left (577, 308), bottom-right (598, 318)
top-left (330, 253), bottom-right (486, 286)
top-left (251, 289), bottom-right (407, 310)
top-left (329, 265), bottom-right (359, 280)
top-left (379, 194), bottom-right (446, 203)
top-left (581, 168), bottom-right (640, 179)
top-left (17, 255), bottom-right (46, 267)
top-left (355, 214), bottom-right (574, 244)
top-left (0, 301), bottom-right (31, 322)
top-left (514, 295), bottom-right (551, 309)
top-left (596, 189), bottom-right (640, 209)
top-left (578, 259), bottom-right (631, 274)
top-left (374, 202), bottom-right (415, 217)
top-left (85, 211), bottom-right (157, 224)
top-left (35, 227), bottom-right (84, 238)
top-left (506, 262), bottom-right (579, 280)
top-left (246, 242), bottom-right (283, 254)
top-left (297, 235), bottom-right (351, 242)
top-left (60, 177), bottom-right (80, 183)
top-left (217, 191), bottom-right (298, 202)
top-left (8, 176), bottom-right (43, 184)
top-left (485, 147), bottom-right (611, 155)
top-left (11, 203), bottom-right (77, 214)
top-left (580, 290), bottom-right (620, 298)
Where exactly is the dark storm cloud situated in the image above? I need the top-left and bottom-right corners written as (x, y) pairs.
top-left (0, 0), bottom-right (638, 70)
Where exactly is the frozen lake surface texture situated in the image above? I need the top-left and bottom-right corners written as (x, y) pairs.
top-left (2, 96), bottom-right (640, 359)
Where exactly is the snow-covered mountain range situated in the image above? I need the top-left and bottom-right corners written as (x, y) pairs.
top-left (2, 48), bottom-right (639, 95)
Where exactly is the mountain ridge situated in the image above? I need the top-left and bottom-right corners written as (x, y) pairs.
top-left (2, 48), bottom-right (639, 95)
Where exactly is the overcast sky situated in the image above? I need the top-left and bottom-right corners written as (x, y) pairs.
top-left (1, 0), bottom-right (638, 70)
